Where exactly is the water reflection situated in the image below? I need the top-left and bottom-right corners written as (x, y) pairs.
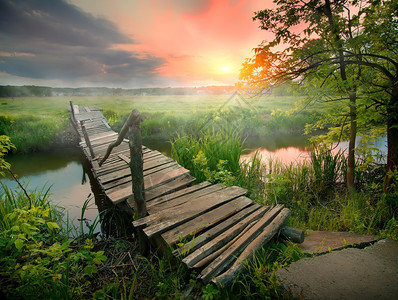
top-left (1, 148), bottom-right (99, 233)
top-left (241, 135), bottom-right (387, 165)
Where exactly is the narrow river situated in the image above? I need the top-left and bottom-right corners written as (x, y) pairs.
top-left (1, 134), bottom-right (386, 235)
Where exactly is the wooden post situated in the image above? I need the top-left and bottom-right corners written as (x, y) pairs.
top-left (129, 123), bottom-right (146, 217)
top-left (81, 121), bottom-right (95, 159)
top-left (128, 110), bottom-right (148, 253)
top-left (69, 100), bottom-right (76, 123)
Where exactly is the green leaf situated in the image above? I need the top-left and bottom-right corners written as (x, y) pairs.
top-left (84, 264), bottom-right (98, 277)
top-left (46, 222), bottom-right (60, 231)
top-left (14, 239), bottom-right (24, 250)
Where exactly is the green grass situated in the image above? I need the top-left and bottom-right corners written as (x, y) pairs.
top-left (1, 95), bottom-right (313, 153)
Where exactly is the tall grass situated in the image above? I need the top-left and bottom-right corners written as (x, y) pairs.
top-left (171, 129), bottom-right (242, 183)
top-left (0, 114), bottom-right (69, 153)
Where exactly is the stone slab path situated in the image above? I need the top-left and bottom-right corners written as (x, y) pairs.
top-left (299, 230), bottom-right (377, 254)
top-left (277, 239), bottom-right (398, 299)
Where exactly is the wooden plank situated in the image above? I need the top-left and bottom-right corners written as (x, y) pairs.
top-left (198, 205), bottom-right (284, 283)
top-left (84, 106), bottom-right (91, 112)
top-left (118, 154), bottom-right (130, 164)
top-left (128, 173), bottom-right (196, 210)
top-left (107, 167), bottom-right (190, 204)
top-left (192, 218), bottom-right (258, 269)
top-left (105, 164), bottom-right (187, 194)
top-left (73, 104), bottom-right (79, 114)
top-left (148, 183), bottom-right (224, 214)
top-left (182, 204), bottom-right (270, 268)
top-left (142, 186), bottom-right (247, 238)
top-left (102, 118), bottom-right (111, 129)
top-left (161, 196), bottom-right (253, 246)
top-left (146, 181), bottom-right (212, 209)
top-left (101, 162), bottom-right (180, 190)
top-left (89, 132), bottom-right (118, 142)
top-left (173, 203), bottom-right (261, 257)
top-left (135, 184), bottom-right (223, 228)
top-left (213, 208), bottom-right (291, 286)
top-left (145, 166), bottom-right (190, 191)
top-left (143, 173), bottom-right (196, 202)
top-left (134, 184), bottom-right (230, 228)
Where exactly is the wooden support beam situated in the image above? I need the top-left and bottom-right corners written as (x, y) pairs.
top-left (69, 100), bottom-right (76, 124)
top-left (81, 121), bottom-right (95, 159)
top-left (99, 109), bottom-right (141, 166)
top-left (129, 123), bottom-right (147, 218)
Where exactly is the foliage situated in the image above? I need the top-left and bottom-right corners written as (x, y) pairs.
top-left (241, 0), bottom-right (397, 191)
top-left (0, 135), bottom-right (15, 176)
top-left (0, 186), bottom-right (107, 299)
top-left (222, 242), bottom-right (304, 299)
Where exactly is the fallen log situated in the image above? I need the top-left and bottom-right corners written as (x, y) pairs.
top-left (280, 225), bottom-right (305, 244)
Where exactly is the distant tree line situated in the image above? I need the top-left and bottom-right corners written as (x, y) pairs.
top-left (0, 85), bottom-right (237, 97)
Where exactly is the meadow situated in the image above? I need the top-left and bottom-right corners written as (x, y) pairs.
top-left (0, 94), bottom-right (319, 153)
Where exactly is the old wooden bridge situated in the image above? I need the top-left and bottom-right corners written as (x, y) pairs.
top-left (69, 103), bottom-right (302, 286)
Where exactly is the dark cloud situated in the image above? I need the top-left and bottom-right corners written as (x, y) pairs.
top-left (0, 0), bottom-right (131, 47)
top-left (0, 0), bottom-right (167, 87)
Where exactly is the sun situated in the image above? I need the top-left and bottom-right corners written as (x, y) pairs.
top-left (220, 66), bottom-right (231, 72)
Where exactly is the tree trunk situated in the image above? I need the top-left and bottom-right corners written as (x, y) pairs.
top-left (384, 88), bottom-right (398, 192)
top-left (324, 0), bottom-right (357, 191)
top-left (347, 93), bottom-right (357, 190)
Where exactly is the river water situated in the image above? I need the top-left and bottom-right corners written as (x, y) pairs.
top-left (1, 148), bottom-right (99, 233)
top-left (0, 134), bottom-right (387, 234)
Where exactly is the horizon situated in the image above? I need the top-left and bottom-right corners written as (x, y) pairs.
top-left (0, 0), bottom-right (274, 89)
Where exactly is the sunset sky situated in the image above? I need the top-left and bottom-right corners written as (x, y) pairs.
top-left (0, 0), bottom-right (275, 88)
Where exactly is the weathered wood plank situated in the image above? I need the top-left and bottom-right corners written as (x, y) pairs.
top-left (143, 173), bottom-right (196, 202)
top-left (101, 162), bottom-right (180, 190)
top-left (148, 183), bottom-right (224, 214)
top-left (182, 204), bottom-right (271, 268)
top-left (108, 167), bottom-right (190, 204)
top-left (213, 208), bottom-right (291, 286)
top-left (144, 167), bottom-right (190, 191)
top-left (173, 203), bottom-right (261, 257)
top-left (142, 186), bottom-right (247, 238)
top-left (89, 132), bottom-right (118, 142)
top-left (198, 205), bottom-right (284, 283)
top-left (161, 196), bottom-right (253, 246)
top-left (192, 219), bottom-right (258, 269)
top-left (118, 154), bottom-right (130, 164)
top-left (102, 118), bottom-right (111, 129)
top-left (73, 104), bottom-right (79, 114)
top-left (146, 181), bottom-right (212, 209)
top-left (134, 184), bottom-right (233, 228)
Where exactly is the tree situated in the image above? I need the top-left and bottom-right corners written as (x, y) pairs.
top-left (240, 0), bottom-right (397, 191)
